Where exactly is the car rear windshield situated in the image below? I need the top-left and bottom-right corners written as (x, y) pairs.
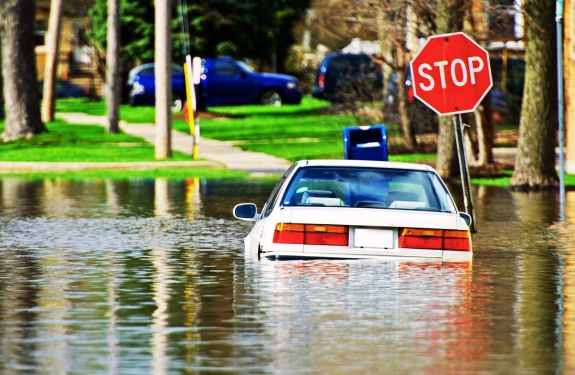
top-left (281, 166), bottom-right (456, 213)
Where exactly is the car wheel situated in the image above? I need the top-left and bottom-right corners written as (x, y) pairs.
top-left (260, 90), bottom-right (282, 106)
top-left (171, 97), bottom-right (184, 112)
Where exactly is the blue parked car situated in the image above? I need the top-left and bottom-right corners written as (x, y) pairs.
top-left (312, 53), bottom-right (383, 103)
top-left (127, 57), bottom-right (302, 110)
top-left (127, 63), bottom-right (186, 111)
top-left (201, 56), bottom-right (302, 107)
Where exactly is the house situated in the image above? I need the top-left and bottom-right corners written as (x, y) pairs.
top-left (35, 0), bottom-right (93, 83)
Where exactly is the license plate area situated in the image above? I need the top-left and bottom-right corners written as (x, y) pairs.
top-left (354, 228), bottom-right (394, 249)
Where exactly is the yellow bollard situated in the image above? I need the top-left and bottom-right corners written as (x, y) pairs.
top-left (183, 58), bottom-right (198, 160)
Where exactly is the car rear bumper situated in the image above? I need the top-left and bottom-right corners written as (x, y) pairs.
top-left (259, 249), bottom-right (472, 262)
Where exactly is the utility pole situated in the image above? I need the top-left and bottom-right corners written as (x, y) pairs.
top-left (106, 0), bottom-right (121, 133)
top-left (155, 0), bottom-right (173, 159)
top-left (41, 0), bottom-right (63, 123)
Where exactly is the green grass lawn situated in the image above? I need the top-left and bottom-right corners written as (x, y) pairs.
top-left (0, 119), bottom-right (192, 162)
top-left (56, 97), bottom-right (436, 163)
top-left (471, 172), bottom-right (575, 187)
top-left (0, 118), bottom-right (245, 179)
top-left (50, 97), bottom-right (575, 187)
top-left (180, 98), bottom-right (435, 163)
top-left (56, 98), bottom-right (157, 123)
top-left (0, 168), bottom-right (247, 180)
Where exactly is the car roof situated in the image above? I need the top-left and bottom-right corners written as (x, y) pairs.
top-left (128, 63), bottom-right (184, 75)
top-left (294, 159), bottom-right (436, 173)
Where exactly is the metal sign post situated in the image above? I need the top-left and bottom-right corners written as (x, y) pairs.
top-left (557, 0), bottom-right (566, 222)
top-left (410, 33), bottom-right (492, 231)
top-left (453, 114), bottom-right (476, 232)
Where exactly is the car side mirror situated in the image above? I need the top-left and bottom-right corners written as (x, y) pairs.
top-left (459, 212), bottom-right (472, 227)
top-left (233, 203), bottom-right (260, 221)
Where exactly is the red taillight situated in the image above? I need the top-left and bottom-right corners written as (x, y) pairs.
top-left (399, 228), bottom-right (471, 251)
top-left (443, 230), bottom-right (471, 251)
top-left (398, 228), bottom-right (443, 249)
top-left (318, 73), bottom-right (325, 88)
top-left (273, 223), bottom-right (304, 244)
top-left (274, 223), bottom-right (348, 246)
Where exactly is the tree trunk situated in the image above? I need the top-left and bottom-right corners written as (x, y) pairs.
top-left (0, 0), bottom-right (46, 141)
top-left (106, 0), bottom-right (120, 133)
top-left (436, 116), bottom-right (459, 177)
top-left (154, 0), bottom-right (172, 159)
top-left (464, 123), bottom-right (478, 165)
top-left (0, 44), bottom-right (4, 120)
top-left (475, 98), bottom-right (494, 166)
top-left (41, 0), bottom-right (63, 123)
top-left (397, 68), bottom-right (415, 151)
top-left (510, 0), bottom-right (557, 190)
top-left (433, 0), bottom-right (467, 179)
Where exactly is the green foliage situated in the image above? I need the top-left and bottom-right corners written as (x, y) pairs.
top-left (196, 0), bottom-right (309, 70)
top-left (87, 0), bottom-right (310, 72)
top-left (88, 0), bottom-right (155, 69)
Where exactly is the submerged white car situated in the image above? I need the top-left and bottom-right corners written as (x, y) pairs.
top-left (233, 160), bottom-right (472, 262)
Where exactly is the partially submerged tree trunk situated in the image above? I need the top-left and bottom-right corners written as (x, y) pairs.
top-left (475, 97), bottom-right (494, 166)
top-left (41, 0), bottom-right (63, 123)
top-left (106, 0), bottom-right (120, 133)
top-left (436, 116), bottom-right (459, 177)
top-left (510, 0), bottom-right (557, 190)
top-left (396, 67), bottom-right (415, 151)
top-left (0, 44), bottom-right (4, 120)
top-left (0, 0), bottom-right (46, 141)
top-left (433, 0), bottom-right (467, 179)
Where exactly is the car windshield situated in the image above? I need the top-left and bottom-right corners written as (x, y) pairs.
top-left (281, 166), bottom-right (456, 213)
top-left (237, 61), bottom-right (255, 73)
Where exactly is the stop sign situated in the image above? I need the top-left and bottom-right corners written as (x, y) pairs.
top-left (410, 32), bottom-right (492, 115)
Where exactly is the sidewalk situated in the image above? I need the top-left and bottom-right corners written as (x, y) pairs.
top-left (54, 112), bottom-right (292, 173)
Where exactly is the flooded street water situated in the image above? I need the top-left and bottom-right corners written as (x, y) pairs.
top-left (0, 177), bottom-right (574, 374)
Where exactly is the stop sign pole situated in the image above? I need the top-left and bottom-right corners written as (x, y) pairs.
top-left (410, 32), bottom-right (493, 232)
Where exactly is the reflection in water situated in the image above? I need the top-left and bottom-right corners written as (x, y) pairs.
top-left (106, 249), bottom-right (120, 375)
top-left (36, 250), bottom-right (73, 375)
top-left (154, 178), bottom-right (171, 219)
top-left (560, 191), bottom-right (575, 373)
top-left (235, 260), bottom-right (488, 374)
top-left (185, 177), bottom-right (201, 221)
top-left (0, 177), bottom-right (573, 373)
top-left (150, 247), bottom-right (172, 375)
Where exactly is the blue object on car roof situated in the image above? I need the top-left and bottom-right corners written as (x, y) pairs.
top-left (343, 125), bottom-right (388, 161)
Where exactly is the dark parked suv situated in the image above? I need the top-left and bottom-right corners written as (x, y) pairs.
top-left (312, 53), bottom-right (383, 103)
